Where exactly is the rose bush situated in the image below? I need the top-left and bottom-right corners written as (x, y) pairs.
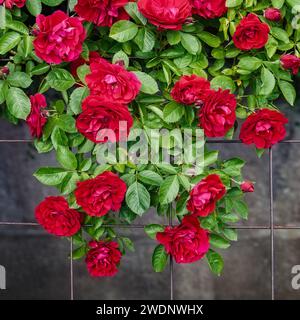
top-left (0, 0), bottom-right (298, 278)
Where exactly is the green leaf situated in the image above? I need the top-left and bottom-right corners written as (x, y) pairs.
top-left (226, 0), bottom-right (243, 7)
top-left (152, 244), bottom-right (168, 272)
top-left (7, 72), bottom-right (32, 88)
top-left (26, 0), bottom-right (42, 16)
top-left (109, 20), bottom-right (138, 43)
top-left (271, 0), bottom-right (284, 8)
top-left (163, 101), bottom-right (184, 123)
top-left (33, 167), bottom-right (68, 186)
top-left (72, 245), bottom-right (87, 260)
top-left (144, 224), bottom-right (165, 239)
top-left (124, 2), bottom-right (147, 25)
top-left (133, 71), bottom-right (159, 94)
top-left (31, 64), bottom-right (50, 76)
top-left (166, 31), bottom-right (181, 45)
top-left (41, 0), bottom-right (64, 6)
top-left (134, 28), bottom-right (155, 52)
top-left (237, 57), bottom-right (262, 71)
top-left (47, 69), bottom-right (75, 91)
top-left (159, 175), bottom-right (179, 205)
top-left (206, 249), bottom-right (224, 276)
top-left (0, 81), bottom-right (7, 104)
top-left (271, 27), bottom-right (289, 43)
top-left (0, 32), bottom-right (21, 55)
top-left (6, 20), bottom-right (29, 34)
top-left (259, 68), bottom-right (276, 96)
top-left (57, 114), bottom-right (77, 133)
top-left (223, 228), bottom-right (238, 241)
top-left (69, 87), bottom-right (89, 115)
top-left (6, 87), bottom-right (30, 120)
top-left (180, 33), bottom-right (200, 55)
top-left (197, 31), bottom-right (221, 48)
top-left (233, 200), bottom-right (248, 219)
top-left (56, 146), bottom-right (78, 170)
top-left (222, 158), bottom-right (245, 176)
top-left (211, 75), bottom-right (236, 93)
top-left (279, 80), bottom-right (296, 106)
top-left (112, 50), bottom-right (129, 68)
top-left (138, 170), bottom-right (163, 186)
top-left (76, 64), bottom-right (90, 85)
top-left (210, 234), bottom-right (231, 249)
top-left (126, 182), bottom-right (150, 216)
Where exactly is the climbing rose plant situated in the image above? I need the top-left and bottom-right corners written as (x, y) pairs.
top-left (0, 0), bottom-right (298, 277)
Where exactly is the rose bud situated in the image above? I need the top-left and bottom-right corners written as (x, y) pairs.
top-left (264, 8), bottom-right (281, 22)
top-left (280, 54), bottom-right (300, 75)
top-left (241, 181), bottom-right (255, 193)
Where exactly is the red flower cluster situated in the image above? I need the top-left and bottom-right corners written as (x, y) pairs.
top-left (26, 93), bottom-right (48, 138)
top-left (280, 54), bottom-right (300, 75)
top-left (233, 14), bottom-right (270, 51)
top-left (0, 0), bottom-right (25, 9)
top-left (240, 109), bottom-right (288, 149)
top-left (75, 171), bottom-right (127, 217)
top-left (156, 215), bottom-right (209, 263)
top-left (264, 8), bottom-right (282, 21)
top-left (187, 174), bottom-right (226, 217)
top-left (86, 58), bottom-right (141, 104)
top-left (33, 11), bottom-right (86, 64)
top-left (75, 0), bottom-right (129, 27)
top-left (86, 241), bottom-right (122, 277)
top-left (35, 197), bottom-right (82, 237)
top-left (192, 0), bottom-right (227, 19)
top-left (137, 0), bottom-right (192, 30)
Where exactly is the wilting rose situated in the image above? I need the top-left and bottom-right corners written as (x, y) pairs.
top-left (33, 10), bottom-right (86, 64)
top-left (75, 95), bottom-right (133, 143)
top-left (239, 109), bottom-right (288, 149)
top-left (192, 0), bottom-right (227, 19)
top-left (35, 196), bottom-right (82, 237)
top-left (280, 54), bottom-right (300, 75)
top-left (137, 0), bottom-right (192, 30)
top-left (199, 89), bottom-right (237, 137)
top-left (75, 171), bottom-right (127, 217)
top-left (233, 14), bottom-right (270, 51)
top-left (26, 93), bottom-right (48, 138)
top-left (86, 58), bottom-right (141, 104)
top-left (75, 0), bottom-right (129, 27)
top-left (70, 51), bottom-right (101, 79)
top-left (264, 8), bottom-right (282, 21)
top-left (241, 181), bottom-right (255, 193)
top-left (0, 0), bottom-right (26, 9)
top-left (171, 75), bottom-right (211, 105)
top-left (187, 174), bottom-right (226, 217)
top-left (156, 215), bottom-right (210, 264)
top-left (86, 241), bottom-right (122, 277)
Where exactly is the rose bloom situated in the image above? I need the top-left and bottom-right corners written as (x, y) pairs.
top-left (76, 95), bottom-right (133, 143)
top-left (33, 10), bottom-right (86, 64)
top-left (70, 51), bottom-right (101, 79)
top-left (280, 54), bottom-right (300, 75)
top-left (75, 0), bottom-right (129, 27)
top-left (264, 8), bottom-right (282, 21)
top-left (171, 75), bottom-right (211, 105)
top-left (137, 0), bottom-right (192, 30)
top-left (156, 215), bottom-right (210, 264)
top-left (187, 174), bottom-right (226, 217)
top-left (26, 93), bottom-right (48, 138)
top-left (239, 109), bottom-right (288, 149)
top-left (86, 58), bottom-right (141, 104)
top-left (241, 181), bottom-right (255, 193)
top-left (192, 0), bottom-right (227, 19)
top-left (199, 89), bottom-right (237, 137)
top-left (233, 14), bottom-right (270, 51)
top-left (86, 241), bottom-right (122, 277)
top-left (0, 0), bottom-right (25, 9)
top-left (75, 171), bottom-right (127, 217)
top-left (35, 196), bottom-right (82, 237)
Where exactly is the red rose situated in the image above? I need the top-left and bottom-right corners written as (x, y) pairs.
top-left (86, 241), bottom-right (122, 277)
top-left (137, 0), bottom-right (192, 30)
top-left (35, 196), bottom-right (82, 237)
top-left (198, 89), bottom-right (237, 137)
top-left (26, 93), bottom-right (48, 138)
top-left (156, 215), bottom-right (210, 264)
top-left (280, 54), bottom-right (300, 75)
top-left (75, 0), bottom-right (129, 27)
top-left (187, 174), bottom-right (226, 217)
top-left (241, 181), bottom-right (255, 193)
top-left (33, 10), bottom-right (86, 64)
top-left (0, 0), bottom-right (25, 9)
top-left (264, 8), bottom-right (282, 21)
top-left (233, 14), bottom-right (270, 51)
top-left (76, 95), bottom-right (133, 143)
top-left (70, 51), bottom-right (101, 79)
top-left (239, 109), bottom-right (288, 149)
top-left (75, 171), bottom-right (127, 217)
top-left (171, 75), bottom-right (211, 105)
top-left (86, 58), bottom-right (141, 104)
top-left (192, 0), bottom-right (227, 19)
